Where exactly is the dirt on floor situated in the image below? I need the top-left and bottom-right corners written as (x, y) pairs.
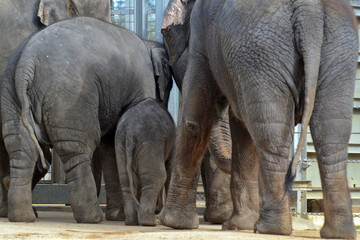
top-left (0, 210), bottom-right (356, 240)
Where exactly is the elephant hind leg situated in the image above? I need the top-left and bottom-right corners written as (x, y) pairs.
top-left (310, 59), bottom-right (356, 239)
top-left (238, 88), bottom-right (294, 235)
top-left (137, 150), bottom-right (167, 226)
top-left (50, 126), bottom-right (104, 223)
top-left (116, 145), bottom-right (139, 226)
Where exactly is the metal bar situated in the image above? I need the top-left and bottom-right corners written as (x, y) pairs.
top-left (31, 184), bottom-right (107, 204)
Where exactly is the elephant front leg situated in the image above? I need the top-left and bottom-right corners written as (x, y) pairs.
top-left (159, 56), bottom-right (218, 229)
top-left (222, 117), bottom-right (259, 230)
top-left (310, 105), bottom-right (356, 239)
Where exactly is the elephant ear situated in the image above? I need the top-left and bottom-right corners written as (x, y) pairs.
top-left (161, 0), bottom-right (195, 66)
top-left (66, 0), bottom-right (80, 17)
top-left (151, 47), bottom-right (172, 105)
top-left (38, 0), bottom-right (79, 26)
top-left (71, 0), bottom-right (111, 23)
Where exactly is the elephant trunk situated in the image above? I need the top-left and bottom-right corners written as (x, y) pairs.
top-left (208, 98), bottom-right (232, 175)
top-left (285, 0), bottom-right (324, 191)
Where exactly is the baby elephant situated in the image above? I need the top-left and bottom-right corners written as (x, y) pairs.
top-left (115, 98), bottom-right (175, 226)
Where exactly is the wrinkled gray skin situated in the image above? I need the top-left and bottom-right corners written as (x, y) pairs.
top-left (0, 0), bottom-right (111, 218)
top-left (200, 151), bottom-right (233, 223)
top-left (115, 98), bottom-right (175, 226)
top-left (0, 17), bottom-right (174, 223)
top-left (160, 0), bottom-right (358, 239)
top-left (170, 49), bottom-right (233, 223)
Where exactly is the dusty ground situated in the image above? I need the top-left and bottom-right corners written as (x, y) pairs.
top-left (0, 209), bottom-right (352, 240)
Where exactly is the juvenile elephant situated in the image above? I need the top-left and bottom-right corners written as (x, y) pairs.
top-left (0, 16), bottom-right (173, 223)
top-left (0, 0), bottom-right (111, 217)
top-left (115, 98), bottom-right (175, 226)
top-left (160, 0), bottom-right (358, 239)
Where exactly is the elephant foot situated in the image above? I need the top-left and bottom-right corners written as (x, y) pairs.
top-left (204, 204), bottom-right (232, 224)
top-left (125, 214), bottom-right (139, 226)
top-left (159, 204), bottom-right (199, 229)
top-left (105, 207), bottom-right (125, 221)
top-left (139, 213), bottom-right (156, 226)
top-left (222, 211), bottom-right (259, 230)
top-left (73, 205), bottom-right (104, 223)
top-left (0, 201), bottom-right (8, 217)
top-left (320, 221), bottom-right (356, 239)
top-left (8, 209), bottom-right (36, 222)
top-left (8, 184), bottom-right (35, 222)
top-left (254, 211), bottom-right (291, 235)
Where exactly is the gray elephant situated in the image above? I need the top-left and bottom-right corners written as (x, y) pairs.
top-left (159, 0), bottom-right (358, 239)
top-left (0, 0), bottom-right (111, 218)
top-left (1, 16), bottom-right (173, 223)
top-left (97, 40), bottom-right (172, 221)
top-left (115, 98), bottom-right (175, 226)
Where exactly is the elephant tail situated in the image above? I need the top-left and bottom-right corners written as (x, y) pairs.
top-left (125, 139), bottom-right (139, 206)
top-left (208, 97), bottom-right (232, 175)
top-left (15, 58), bottom-right (47, 170)
top-left (285, 0), bottom-right (324, 192)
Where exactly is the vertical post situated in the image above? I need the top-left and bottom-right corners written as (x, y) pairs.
top-left (155, 0), bottom-right (164, 42)
top-left (136, 0), bottom-right (143, 37)
top-left (294, 124), bottom-right (307, 218)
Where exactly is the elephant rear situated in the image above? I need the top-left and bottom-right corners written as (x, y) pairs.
top-left (115, 98), bottom-right (175, 226)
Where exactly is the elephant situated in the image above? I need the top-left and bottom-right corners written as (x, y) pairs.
top-left (169, 48), bottom-right (234, 223)
top-left (97, 40), bottom-right (172, 221)
top-left (115, 98), bottom-right (175, 226)
top-left (159, 0), bottom-right (358, 239)
top-left (0, 0), bottom-right (111, 218)
top-left (1, 16), bottom-right (172, 223)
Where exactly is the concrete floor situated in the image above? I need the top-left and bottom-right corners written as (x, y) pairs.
top-left (0, 209), bottom-right (341, 240)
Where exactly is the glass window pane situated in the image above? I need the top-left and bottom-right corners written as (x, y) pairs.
top-left (111, 0), bottom-right (136, 32)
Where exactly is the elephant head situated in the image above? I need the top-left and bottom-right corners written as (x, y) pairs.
top-left (162, 0), bottom-right (231, 174)
top-left (161, 0), bottom-right (195, 66)
top-left (38, 0), bottom-right (111, 26)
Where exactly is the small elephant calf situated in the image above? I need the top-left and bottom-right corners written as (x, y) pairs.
top-left (115, 98), bottom-right (175, 226)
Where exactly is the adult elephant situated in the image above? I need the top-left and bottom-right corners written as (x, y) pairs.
top-left (0, 0), bottom-right (111, 217)
top-left (159, 0), bottom-right (358, 239)
top-left (1, 16), bottom-right (173, 223)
